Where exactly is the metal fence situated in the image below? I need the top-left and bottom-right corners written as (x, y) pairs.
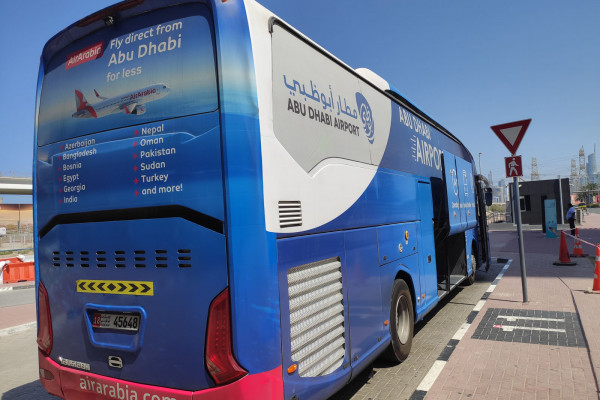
top-left (0, 232), bottom-right (34, 253)
top-left (487, 211), bottom-right (505, 224)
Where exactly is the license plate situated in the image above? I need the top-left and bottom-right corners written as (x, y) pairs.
top-left (92, 312), bottom-right (140, 332)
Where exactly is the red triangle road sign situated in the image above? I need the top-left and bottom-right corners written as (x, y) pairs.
top-left (491, 119), bottom-right (531, 155)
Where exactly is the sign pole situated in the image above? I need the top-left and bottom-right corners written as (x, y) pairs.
top-left (512, 175), bottom-right (528, 302)
top-left (491, 118), bottom-right (531, 304)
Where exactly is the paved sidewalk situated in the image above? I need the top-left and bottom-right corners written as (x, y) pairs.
top-left (424, 228), bottom-right (600, 399)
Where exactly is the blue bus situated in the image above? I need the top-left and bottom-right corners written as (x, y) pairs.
top-left (35, 1), bottom-right (491, 399)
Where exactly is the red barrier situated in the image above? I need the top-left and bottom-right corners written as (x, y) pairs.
top-left (1, 257), bottom-right (35, 284)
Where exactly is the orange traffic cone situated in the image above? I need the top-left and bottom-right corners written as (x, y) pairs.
top-left (570, 229), bottom-right (588, 257)
top-left (586, 244), bottom-right (600, 294)
top-left (594, 245), bottom-right (600, 291)
top-left (554, 231), bottom-right (576, 266)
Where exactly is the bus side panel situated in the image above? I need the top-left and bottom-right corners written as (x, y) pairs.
top-left (379, 101), bottom-right (472, 181)
top-left (277, 233), bottom-right (352, 400)
top-left (345, 228), bottom-right (385, 369)
top-left (284, 169), bottom-right (419, 237)
top-left (213, 0), bottom-right (282, 375)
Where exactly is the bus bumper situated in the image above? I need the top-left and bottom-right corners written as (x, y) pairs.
top-left (39, 352), bottom-right (283, 400)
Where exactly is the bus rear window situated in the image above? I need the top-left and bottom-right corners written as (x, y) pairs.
top-left (38, 4), bottom-right (217, 146)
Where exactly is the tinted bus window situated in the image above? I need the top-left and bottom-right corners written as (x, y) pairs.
top-left (38, 4), bottom-right (217, 146)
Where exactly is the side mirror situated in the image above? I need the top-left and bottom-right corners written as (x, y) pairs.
top-left (484, 188), bottom-right (493, 207)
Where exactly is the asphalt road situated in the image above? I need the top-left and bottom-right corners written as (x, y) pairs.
top-left (0, 262), bottom-right (505, 400)
top-left (0, 287), bottom-right (34, 309)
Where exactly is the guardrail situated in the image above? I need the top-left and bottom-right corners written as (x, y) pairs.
top-left (487, 212), bottom-right (505, 224)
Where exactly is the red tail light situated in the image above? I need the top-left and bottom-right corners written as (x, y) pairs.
top-left (205, 288), bottom-right (247, 386)
top-left (37, 282), bottom-right (53, 356)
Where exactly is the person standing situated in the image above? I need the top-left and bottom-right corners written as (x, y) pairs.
top-left (566, 203), bottom-right (576, 235)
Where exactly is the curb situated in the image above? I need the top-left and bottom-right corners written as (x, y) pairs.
top-left (0, 283), bottom-right (35, 292)
top-left (0, 321), bottom-right (37, 337)
top-left (409, 258), bottom-right (512, 400)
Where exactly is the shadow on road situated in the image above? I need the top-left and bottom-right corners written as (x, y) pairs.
top-left (1, 380), bottom-right (56, 400)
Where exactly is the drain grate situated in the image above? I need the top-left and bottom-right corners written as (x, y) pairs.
top-left (472, 308), bottom-right (585, 347)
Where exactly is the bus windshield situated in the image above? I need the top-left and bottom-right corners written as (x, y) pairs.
top-left (37, 3), bottom-right (218, 146)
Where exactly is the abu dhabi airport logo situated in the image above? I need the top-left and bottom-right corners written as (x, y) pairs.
top-left (355, 92), bottom-right (374, 144)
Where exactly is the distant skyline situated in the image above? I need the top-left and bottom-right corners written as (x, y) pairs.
top-left (1, 1), bottom-right (599, 191)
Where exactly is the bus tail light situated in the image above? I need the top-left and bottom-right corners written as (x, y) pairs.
top-left (205, 288), bottom-right (247, 386)
top-left (37, 282), bottom-right (53, 356)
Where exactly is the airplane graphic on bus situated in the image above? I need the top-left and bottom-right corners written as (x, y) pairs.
top-left (71, 83), bottom-right (169, 118)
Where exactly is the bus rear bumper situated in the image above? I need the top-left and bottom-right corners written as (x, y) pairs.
top-left (39, 352), bottom-right (283, 400)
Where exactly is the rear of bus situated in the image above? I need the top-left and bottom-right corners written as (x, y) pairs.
top-left (35, 0), bottom-right (281, 398)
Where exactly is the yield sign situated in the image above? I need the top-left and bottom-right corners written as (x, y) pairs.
top-left (491, 119), bottom-right (531, 155)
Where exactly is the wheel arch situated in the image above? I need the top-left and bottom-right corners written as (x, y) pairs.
top-left (393, 268), bottom-right (416, 321)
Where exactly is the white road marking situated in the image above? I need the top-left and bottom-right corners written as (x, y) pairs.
top-left (493, 324), bottom-right (565, 333)
top-left (497, 315), bottom-right (564, 322)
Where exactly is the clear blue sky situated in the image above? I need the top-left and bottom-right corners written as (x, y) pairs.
top-left (1, 0), bottom-right (599, 189)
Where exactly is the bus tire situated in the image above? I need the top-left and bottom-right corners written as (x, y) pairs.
top-left (466, 247), bottom-right (477, 286)
top-left (383, 279), bottom-right (414, 363)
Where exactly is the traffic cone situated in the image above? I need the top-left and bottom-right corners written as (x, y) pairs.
top-left (594, 245), bottom-right (600, 291)
top-left (586, 244), bottom-right (600, 294)
top-left (570, 229), bottom-right (588, 257)
top-left (554, 231), bottom-right (576, 266)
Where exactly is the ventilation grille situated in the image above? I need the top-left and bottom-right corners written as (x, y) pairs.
top-left (279, 201), bottom-right (302, 228)
top-left (51, 249), bottom-right (192, 268)
top-left (287, 257), bottom-right (345, 377)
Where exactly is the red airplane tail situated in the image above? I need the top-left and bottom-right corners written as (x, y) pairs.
top-left (75, 90), bottom-right (88, 111)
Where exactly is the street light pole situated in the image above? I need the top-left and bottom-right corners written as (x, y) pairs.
top-left (478, 152), bottom-right (482, 175)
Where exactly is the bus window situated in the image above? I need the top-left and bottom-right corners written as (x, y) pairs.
top-left (38, 3), bottom-right (217, 146)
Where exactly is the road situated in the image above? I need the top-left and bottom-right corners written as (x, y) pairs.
top-left (0, 288), bottom-right (54, 399)
top-left (0, 259), bottom-right (505, 400)
top-left (0, 287), bottom-right (34, 308)
top-left (330, 260), bottom-right (505, 400)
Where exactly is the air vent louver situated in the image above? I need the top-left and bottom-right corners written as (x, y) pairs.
top-left (279, 201), bottom-right (302, 228)
top-left (49, 249), bottom-right (193, 268)
top-left (287, 257), bottom-right (345, 377)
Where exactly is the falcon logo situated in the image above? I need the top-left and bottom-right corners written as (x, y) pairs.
top-left (355, 92), bottom-right (374, 144)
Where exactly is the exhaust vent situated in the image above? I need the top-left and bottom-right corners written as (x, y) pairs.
top-left (50, 249), bottom-right (193, 269)
top-left (287, 257), bottom-right (345, 377)
top-left (279, 201), bottom-right (302, 228)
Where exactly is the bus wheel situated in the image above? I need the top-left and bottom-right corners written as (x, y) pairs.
top-left (384, 279), bottom-right (414, 363)
top-left (466, 249), bottom-right (477, 286)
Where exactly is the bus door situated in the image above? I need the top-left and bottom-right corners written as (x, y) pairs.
top-left (475, 178), bottom-right (491, 271)
top-left (417, 181), bottom-right (438, 312)
top-left (442, 153), bottom-right (463, 235)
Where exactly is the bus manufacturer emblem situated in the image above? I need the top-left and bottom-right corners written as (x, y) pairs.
top-left (108, 356), bottom-right (123, 369)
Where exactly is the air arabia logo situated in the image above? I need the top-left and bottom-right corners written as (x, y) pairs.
top-left (65, 42), bottom-right (105, 70)
top-left (355, 92), bottom-right (374, 144)
top-left (129, 88), bottom-right (156, 101)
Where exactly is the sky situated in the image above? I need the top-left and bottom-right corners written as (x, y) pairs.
top-left (1, 0), bottom-right (599, 196)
